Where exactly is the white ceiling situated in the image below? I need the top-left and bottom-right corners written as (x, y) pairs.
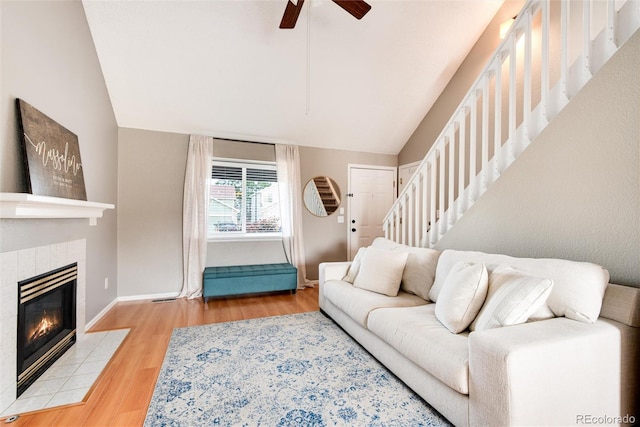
top-left (83, 0), bottom-right (503, 155)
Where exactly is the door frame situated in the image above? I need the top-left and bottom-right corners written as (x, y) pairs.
top-left (346, 164), bottom-right (397, 260)
top-left (398, 160), bottom-right (421, 196)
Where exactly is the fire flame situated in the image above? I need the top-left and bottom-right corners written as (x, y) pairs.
top-left (28, 312), bottom-right (58, 343)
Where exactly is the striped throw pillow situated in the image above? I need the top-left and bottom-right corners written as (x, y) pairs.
top-left (471, 266), bottom-right (554, 331)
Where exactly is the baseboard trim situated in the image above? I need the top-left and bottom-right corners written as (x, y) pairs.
top-left (117, 291), bottom-right (181, 302)
top-left (84, 292), bottom-right (182, 332)
top-left (85, 297), bottom-right (118, 332)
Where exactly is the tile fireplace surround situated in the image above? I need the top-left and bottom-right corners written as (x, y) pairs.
top-left (0, 239), bottom-right (87, 413)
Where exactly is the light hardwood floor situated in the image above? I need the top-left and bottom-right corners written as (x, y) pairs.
top-left (5, 287), bottom-right (319, 426)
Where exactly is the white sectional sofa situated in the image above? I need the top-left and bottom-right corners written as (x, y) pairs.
top-left (319, 238), bottom-right (639, 427)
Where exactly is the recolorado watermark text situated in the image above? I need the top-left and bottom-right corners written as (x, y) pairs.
top-left (576, 414), bottom-right (636, 425)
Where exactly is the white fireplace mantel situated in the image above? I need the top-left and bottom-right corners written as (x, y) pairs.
top-left (0, 193), bottom-right (114, 225)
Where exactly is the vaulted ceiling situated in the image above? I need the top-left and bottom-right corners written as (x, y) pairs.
top-left (83, 0), bottom-right (503, 155)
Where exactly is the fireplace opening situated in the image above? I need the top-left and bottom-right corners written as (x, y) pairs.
top-left (17, 263), bottom-right (77, 397)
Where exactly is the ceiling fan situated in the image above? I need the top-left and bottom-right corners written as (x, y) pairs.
top-left (279, 0), bottom-right (372, 29)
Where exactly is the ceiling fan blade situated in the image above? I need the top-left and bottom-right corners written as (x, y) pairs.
top-left (279, 0), bottom-right (305, 29)
top-left (332, 0), bottom-right (371, 20)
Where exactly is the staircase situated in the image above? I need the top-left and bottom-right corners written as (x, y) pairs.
top-left (313, 176), bottom-right (340, 215)
top-left (304, 176), bottom-right (341, 216)
top-left (383, 0), bottom-right (640, 248)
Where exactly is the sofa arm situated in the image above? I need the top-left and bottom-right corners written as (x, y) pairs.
top-left (318, 262), bottom-right (352, 284)
top-left (469, 317), bottom-right (633, 426)
top-left (318, 262), bottom-right (352, 310)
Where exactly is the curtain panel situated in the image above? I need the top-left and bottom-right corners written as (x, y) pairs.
top-left (275, 144), bottom-right (312, 288)
top-left (180, 135), bottom-right (214, 299)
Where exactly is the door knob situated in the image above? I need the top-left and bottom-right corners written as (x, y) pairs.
top-left (351, 219), bottom-right (356, 224)
top-left (351, 228), bottom-right (357, 232)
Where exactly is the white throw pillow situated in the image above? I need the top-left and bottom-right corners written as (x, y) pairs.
top-left (353, 246), bottom-right (408, 297)
top-left (435, 261), bottom-right (489, 333)
top-left (371, 237), bottom-right (401, 251)
top-left (471, 266), bottom-right (554, 331)
top-left (343, 247), bottom-right (367, 283)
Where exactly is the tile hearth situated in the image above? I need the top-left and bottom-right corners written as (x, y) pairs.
top-left (1, 328), bottom-right (129, 417)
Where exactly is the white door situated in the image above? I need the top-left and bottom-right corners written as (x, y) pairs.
top-left (348, 166), bottom-right (396, 260)
top-left (398, 161), bottom-right (421, 196)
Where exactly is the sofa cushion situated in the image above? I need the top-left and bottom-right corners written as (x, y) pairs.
top-left (323, 279), bottom-right (428, 328)
top-left (372, 237), bottom-right (440, 300)
top-left (435, 261), bottom-right (488, 333)
top-left (353, 246), bottom-right (408, 296)
top-left (470, 266), bottom-right (554, 331)
top-left (367, 304), bottom-right (471, 394)
top-left (430, 250), bottom-right (609, 323)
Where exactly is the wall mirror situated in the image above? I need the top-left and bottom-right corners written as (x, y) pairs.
top-left (303, 176), bottom-right (341, 217)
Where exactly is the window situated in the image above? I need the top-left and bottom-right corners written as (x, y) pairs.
top-left (208, 159), bottom-right (281, 239)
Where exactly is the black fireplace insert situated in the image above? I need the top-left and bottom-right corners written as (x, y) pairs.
top-left (17, 263), bottom-right (77, 397)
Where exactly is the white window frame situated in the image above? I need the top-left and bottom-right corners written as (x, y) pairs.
top-left (208, 158), bottom-right (282, 242)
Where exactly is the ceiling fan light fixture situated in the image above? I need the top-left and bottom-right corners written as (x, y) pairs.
top-left (279, 0), bottom-right (371, 29)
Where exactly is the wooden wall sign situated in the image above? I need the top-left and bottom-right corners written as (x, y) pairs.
top-left (16, 99), bottom-right (87, 201)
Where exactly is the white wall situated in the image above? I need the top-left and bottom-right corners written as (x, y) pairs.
top-left (436, 31), bottom-right (640, 287)
top-left (0, 1), bottom-right (118, 320)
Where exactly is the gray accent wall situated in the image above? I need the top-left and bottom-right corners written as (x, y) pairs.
top-left (0, 1), bottom-right (118, 320)
top-left (117, 129), bottom-right (289, 297)
top-left (397, 0), bottom-right (638, 286)
top-left (399, 0), bottom-right (525, 165)
top-left (117, 128), bottom-right (189, 297)
top-left (116, 129), bottom-right (395, 295)
top-left (435, 31), bottom-right (640, 287)
top-left (299, 146), bottom-right (397, 279)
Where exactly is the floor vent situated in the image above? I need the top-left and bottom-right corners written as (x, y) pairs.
top-left (151, 298), bottom-right (177, 303)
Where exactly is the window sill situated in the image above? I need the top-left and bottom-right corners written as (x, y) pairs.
top-left (208, 233), bottom-right (283, 243)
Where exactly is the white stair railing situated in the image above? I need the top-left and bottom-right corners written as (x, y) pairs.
top-left (383, 0), bottom-right (639, 248)
top-left (303, 180), bottom-right (327, 217)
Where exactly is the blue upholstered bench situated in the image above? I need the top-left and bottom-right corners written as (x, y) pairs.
top-left (203, 263), bottom-right (298, 301)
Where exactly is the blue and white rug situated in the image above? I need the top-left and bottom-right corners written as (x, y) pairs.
top-left (144, 312), bottom-right (450, 426)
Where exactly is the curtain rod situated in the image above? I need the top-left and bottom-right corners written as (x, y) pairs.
top-left (210, 136), bottom-right (275, 147)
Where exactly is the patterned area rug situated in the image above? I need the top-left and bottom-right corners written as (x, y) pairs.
top-left (144, 312), bottom-right (451, 426)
